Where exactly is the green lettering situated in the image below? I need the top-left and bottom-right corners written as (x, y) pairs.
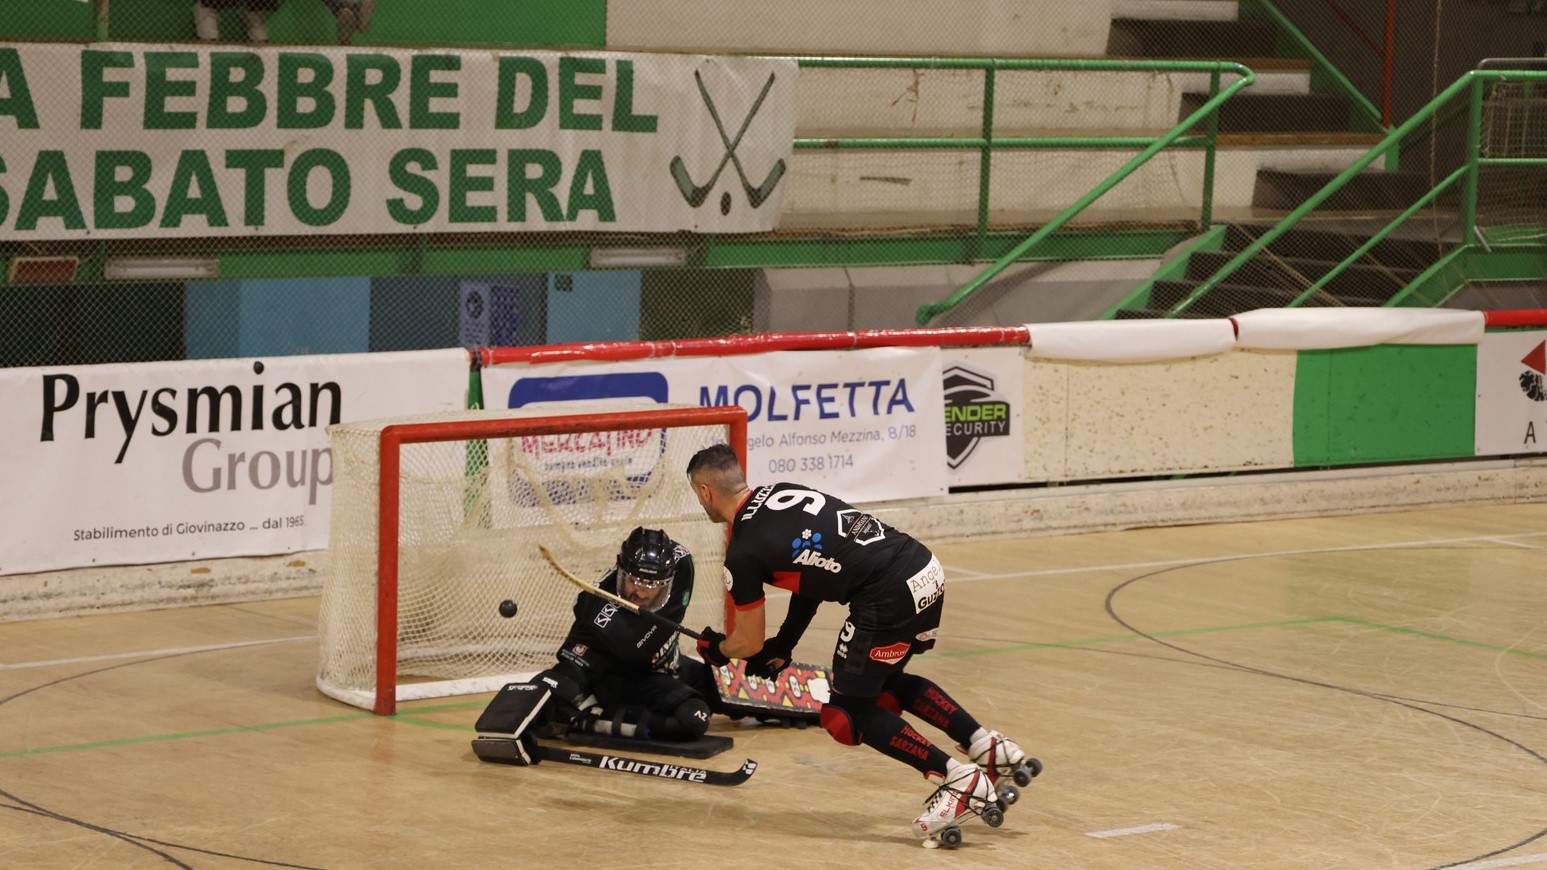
top-left (345, 54), bottom-right (402, 129)
top-left (566, 149), bottom-right (614, 222)
top-left (506, 149), bottom-right (562, 222)
top-left (0, 48), bottom-right (40, 129)
top-left (16, 151), bottom-right (85, 231)
top-left (144, 52), bottom-right (200, 130)
top-left (95, 151), bottom-right (156, 229)
top-left (558, 56), bottom-right (603, 131)
top-left (409, 54), bottom-right (459, 129)
top-left (387, 147), bottom-right (438, 224)
top-left (226, 149), bottom-right (284, 226)
top-left (277, 52), bottom-right (335, 129)
top-left (449, 149), bottom-right (496, 224)
top-left (611, 60), bottom-right (656, 133)
top-left (162, 150), bottom-right (228, 228)
top-left (208, 51), bottom-right (266, 129)
top-left (80, 51), bottom-right (134, 131)
top-left (494, 56), bottom-right (547, 130)
top-left (288, 148), bottom-right (349, 226)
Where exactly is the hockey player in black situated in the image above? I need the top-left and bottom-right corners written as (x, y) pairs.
top-left (686, 443), bottom-right (1039, 846)
top-left (475, 527), bottom-right (715, 746)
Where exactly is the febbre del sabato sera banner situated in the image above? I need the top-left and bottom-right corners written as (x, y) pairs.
top-left (0, 43), bottom-right (797, 239)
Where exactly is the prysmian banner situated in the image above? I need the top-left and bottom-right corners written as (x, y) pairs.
top-left (0, 43), bottom-right (796, 239)
top-left (0, 349), bottom-right (468, 576)
top-left (482, 348), bottom-right (948, 503)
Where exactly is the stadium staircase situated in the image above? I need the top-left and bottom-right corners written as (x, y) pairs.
top-left (1101, 6), bottom-right (1454, 318)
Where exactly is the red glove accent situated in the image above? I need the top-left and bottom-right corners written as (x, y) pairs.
top-left (696, 626), bottom-right (731, 666)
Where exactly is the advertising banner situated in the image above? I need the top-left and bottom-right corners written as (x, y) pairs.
top-left (482, 348), bottom-right (947, 503)
top-left (942, 347), bottom-right (1024, 487)
top-left (0, 349), bottom-right (468, 575)
top-left (0, 43), bottom-right (796, 239)
top-left (1476, 330), bottom-right (1547, 457)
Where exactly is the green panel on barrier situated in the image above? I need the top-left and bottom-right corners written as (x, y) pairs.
top-left (1293, 345), bottom-right (1476, 467)
top-left (0, 0), bottom-right (604, 47)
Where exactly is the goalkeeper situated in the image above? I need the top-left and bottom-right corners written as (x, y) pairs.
top-left (475, 527), bottom-right (718, 745)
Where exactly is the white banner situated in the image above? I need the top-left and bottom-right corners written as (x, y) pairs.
top-left (482, 348), bottom-right (947, 503)
top-left (0, 43), bottom-right (796, 239)
top-left (0, 349), bottom-right (468, 575)
top-left (943, 347), bottom-right (1024, 487)
top-left (1476, 330), bottom-right (1547, 457)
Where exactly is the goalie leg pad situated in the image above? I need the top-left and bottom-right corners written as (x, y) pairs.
top-left (471, 732), bottom-right (542, 766)
top-left (474, 681), bottom-right (552, 736)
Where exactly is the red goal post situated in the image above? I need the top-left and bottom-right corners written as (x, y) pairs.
top-left (317, 404), bottom-right (748, 715)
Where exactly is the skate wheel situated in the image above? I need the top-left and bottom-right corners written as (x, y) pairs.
top-left (1015, 758), bottom-right (1043, 785)
top-left (999, 784), bottom-right (1020, 805)
top-left (921, 837), bottom-right (940, 850)
top-left (939, 828), bottom-right (963, 849)
top-left (982, 806), bottom-right (1005, 828)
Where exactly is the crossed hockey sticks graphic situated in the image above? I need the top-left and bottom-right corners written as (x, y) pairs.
top-left (669, 70), bottom-right (787, 209)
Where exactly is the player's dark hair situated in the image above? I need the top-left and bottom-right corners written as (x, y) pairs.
top-left (686, 443), bottom-right (741, 479)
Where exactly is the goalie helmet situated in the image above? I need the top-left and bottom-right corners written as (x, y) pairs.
top-left (617, 527), bottom-right (677, 612)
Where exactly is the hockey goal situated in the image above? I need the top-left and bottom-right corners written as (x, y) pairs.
top-left (317, 403), bottom-right (747, 714)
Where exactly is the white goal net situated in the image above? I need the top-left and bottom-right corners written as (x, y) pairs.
top-left (316, 402), bottom-right (745, 713)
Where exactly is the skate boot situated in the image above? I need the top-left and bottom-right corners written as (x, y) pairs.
top-left (911, 760), bottom-right (1003, 849)
top-left (963, 729), bottom-right (1043, 808)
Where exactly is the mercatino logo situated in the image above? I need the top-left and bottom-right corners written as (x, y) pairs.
top-left (1519, 341), bottom-right (1547, 401)
top-left (790, 529), bottom-right (841, 572)
top-left (943, 364), bottom-right (1012, 469)
top-left (670, 70), bottom-right (786, 213)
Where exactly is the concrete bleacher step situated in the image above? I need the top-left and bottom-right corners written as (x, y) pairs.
top-left (1106, 17), bottom-right (1278, 58)
top-left (1185, 250), bottom-right (1417, 300)
top-left (1180, 92), bottom-right (1353, 134)
top-left (1253, 168), bottom-right (1439, 211)
top-left (1222, 225), bottom-right (1445, 267)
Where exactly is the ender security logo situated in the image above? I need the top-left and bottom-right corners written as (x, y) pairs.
top-left (670, 71), bottom-right (786, 214)
top-left (1519, 341), bottom-right (1547, 401)
top-left (943, 364), bottom-right (1012, 469)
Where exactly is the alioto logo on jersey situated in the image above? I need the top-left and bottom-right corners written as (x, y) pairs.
top-left (791, 529), bottom-right (841, 572)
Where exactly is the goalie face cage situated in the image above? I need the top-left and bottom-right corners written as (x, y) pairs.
top-left (317, 404), bottom-right (747, 715)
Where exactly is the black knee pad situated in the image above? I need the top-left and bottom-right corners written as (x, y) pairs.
top-left (819, 692), bottom-right (881, 746)
top-left (670, 697), bottom-right (711, 739)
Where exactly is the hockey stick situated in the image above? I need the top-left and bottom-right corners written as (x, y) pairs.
top-left (668, 70), bottom-right (779, 207)
top-left (694, 69), bottom-right (786, 207)
top-left (473, 736), bottom-right (757, 786)
top-left (537, 544), bottom-right (706, 642)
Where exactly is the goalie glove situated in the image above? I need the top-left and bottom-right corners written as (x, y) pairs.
top-left (743, 637), bottom-right (793, 680)
top-left (696, 627), bottom-right (731, 667)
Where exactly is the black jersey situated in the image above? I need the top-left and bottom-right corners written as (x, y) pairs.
top-left (556, 541), bottom-right (694, 682)
top-left (724, 482), bottom-right (932, 608)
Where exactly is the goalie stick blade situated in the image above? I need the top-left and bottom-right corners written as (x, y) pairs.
top-left (534, 744), bottom-right (757, 787)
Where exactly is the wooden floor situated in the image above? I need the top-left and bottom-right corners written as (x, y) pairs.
top-left (3, 503), bottom-right (1546, 869)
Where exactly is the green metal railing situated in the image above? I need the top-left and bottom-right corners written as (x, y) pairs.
top-left (1166, 68), bottom-right (1547, 316)
top-left (888, 58), bottom-right (1253, 324)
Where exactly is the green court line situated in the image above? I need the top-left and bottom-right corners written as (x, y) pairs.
top-left (4, 616), bottom-right (1540, 760)
top-left (1331, 616), bottom-right (1547, 661)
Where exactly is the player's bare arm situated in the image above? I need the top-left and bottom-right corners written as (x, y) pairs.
top-left (720, 598), bottom-right (766, 658)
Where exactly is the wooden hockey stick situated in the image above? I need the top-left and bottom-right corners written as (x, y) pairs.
top-left (537, 544), bottom-right (707, 641)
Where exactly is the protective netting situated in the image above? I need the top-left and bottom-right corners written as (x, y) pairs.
top-left (317, 403), bottom-right (734, 712)
top-left (1477, 79), bottom-right (1547, 245)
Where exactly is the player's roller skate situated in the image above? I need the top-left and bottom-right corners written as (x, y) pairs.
top-left (963, 729), bottom-right (1043, 810)
top-left (912, 760), bottom-right (1004, 849)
